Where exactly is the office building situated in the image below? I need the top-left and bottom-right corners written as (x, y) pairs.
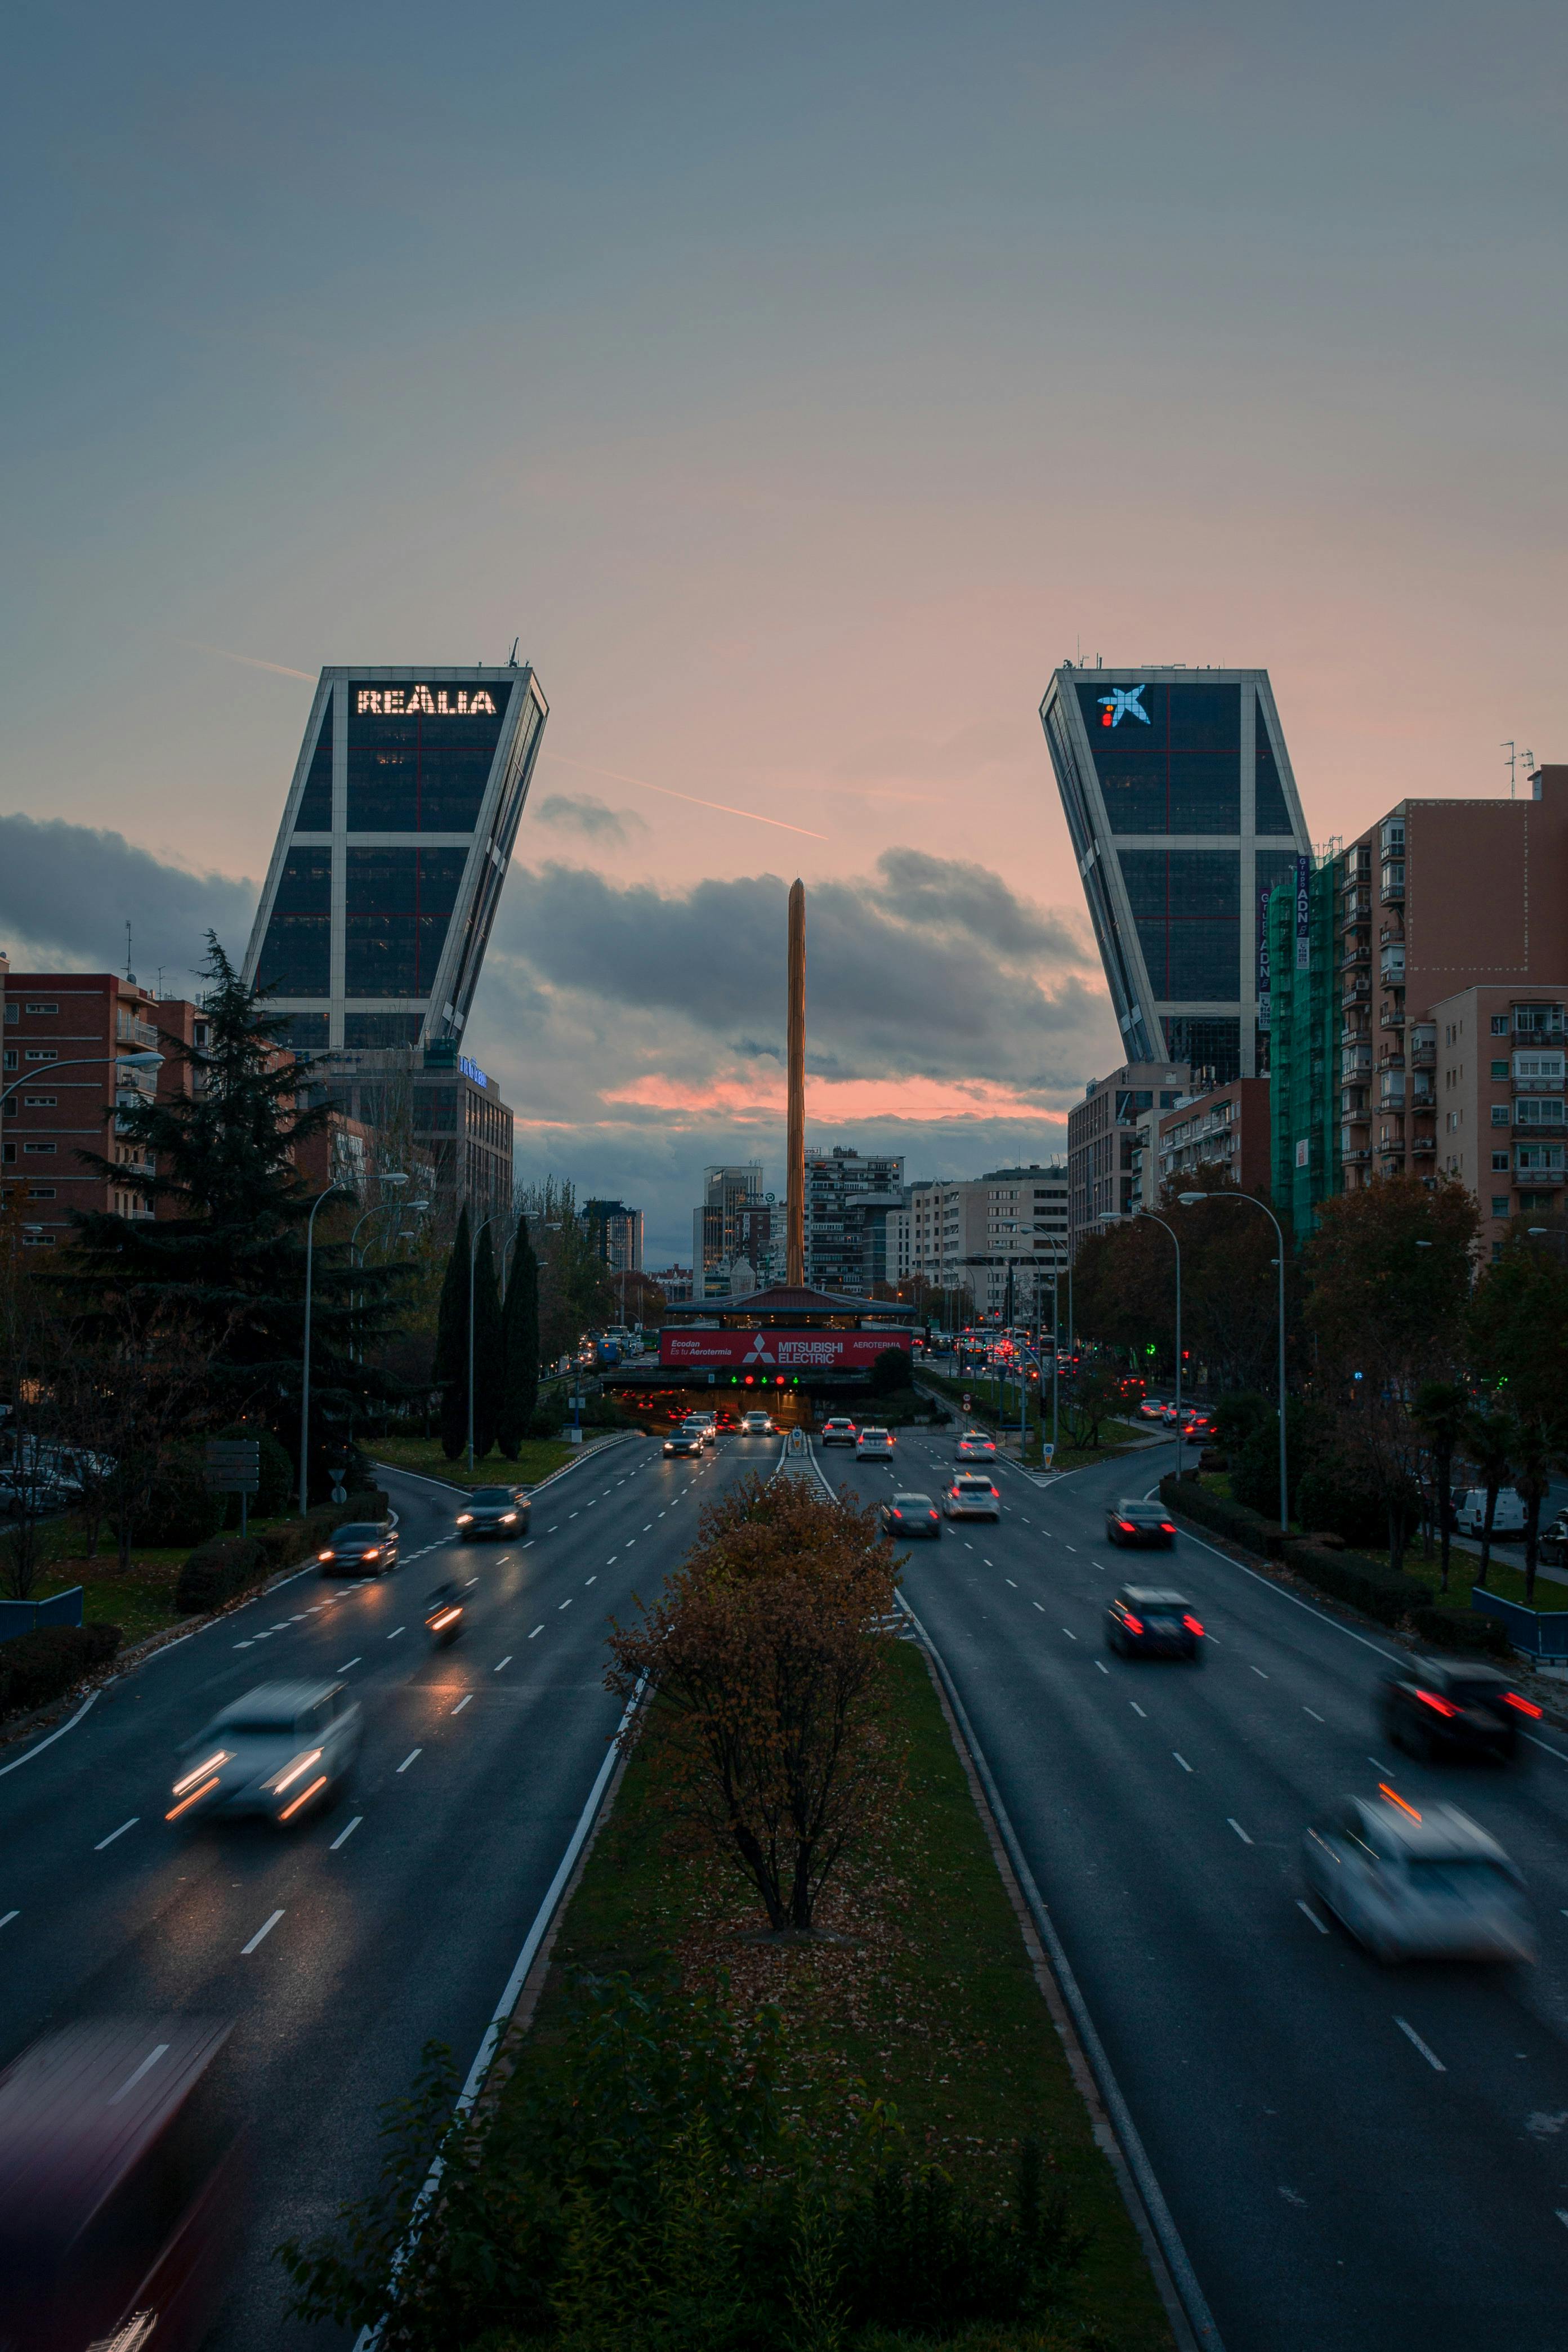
top-left (582, 1197), bottom-right (644, 1274)
top-left (905, 1163), bottom-right (1068, 1315)
top-left (1040, 664), bottom-right (1310, 1083)
top-left (694, 1163), bottom-right (780, 1299)
top-left (244, 662), bottom-right (547, 1056)
top-left (804, 1146), bottom-right (905, 1292)
top-left (298, 1044), bottom-right (513, 1232)
top-left (1066, 1061), bottom-right (1190, 1252)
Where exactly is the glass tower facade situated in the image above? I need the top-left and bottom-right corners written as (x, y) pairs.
top-left (244, 666), bottom-right (547, 1054)
top-left (1039, 667), bottom-right (1308, 1082)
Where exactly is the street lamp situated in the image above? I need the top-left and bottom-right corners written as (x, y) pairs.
top-left (300, 1181), bottom-right (350, 1516)
top-left (1138, 1211), bottom-right (1183, 1474)
top-left (1180, 1190), bottom-right (1288, 1532)
top-left (0, 1046), bottom-right (163, 1122)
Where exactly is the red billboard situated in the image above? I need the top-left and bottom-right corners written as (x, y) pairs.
top-left (658, 1327), bottom-right (912, 1372)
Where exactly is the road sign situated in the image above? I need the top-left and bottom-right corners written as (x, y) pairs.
top-left (203, 1439), bottom-right (260, 1496)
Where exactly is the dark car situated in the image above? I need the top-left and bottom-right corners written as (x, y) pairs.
top-left (1379, 1656), bottom-right (1541, 1764)
top-left (455, 1486), bottom-right (530, 1541)
top-left (1107, 1587), bottom-right (1204, 1660)
top-left (316, 1520), bottom-right (399, 1576)
top-left (663, 1428), bottom-right (702, 1458)
top-left (881, 1492), bottom-right (941, 1540)
top-left (1105, 1499), bottom-right (1176, 1548)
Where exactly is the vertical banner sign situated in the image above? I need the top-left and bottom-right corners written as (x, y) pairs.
top-left (1295, 855), bottom-right (1312, 972)
top-left (1256, 883), bottom-right (1274, 1030)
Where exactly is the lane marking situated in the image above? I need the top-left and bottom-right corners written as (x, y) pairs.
top-left (242, 1908), bottom-right (284, 1954)
top-left (528, 1625), bottom-right (543, 1639)
top-left (109, 2042), bottom-right (169, 2102)
top-left (1129, 1702), bottom-right (1147, 1719)
top-left (493, 1655), bottom-right (512, 1672)
top-left (95, 1818), bottom-right (138, 1851)
top-left (1369, 1755), bottom-right (1392, 1773)
top-left (233, 1640), bottom-right (253, 1649)
top-left (387, 1627), bottom-right (405, 1641)
top-left (547, 1525), bottom-right (559, 1533)
top-left (1033, 1600), bottom-right (1046, 1612)
top-left (1173, 1752), bottom-right (1192, 1772)
top-left (558, 1598), bottom-right (573, 1611)
top-left (1297, 1899), bottom-right (1330, 1934)
top-left (338, 1657), bottom-right (361, 1671)
top-left (1006, 1578), bottom-right (1017, 1588)
top-left (584, 1575), bottom-right (597, 1586)
top-left (1227, 1818), bottom-right (1254, 1845)
top-left (521, 1539), bottom-right (534, 1549)
top-left (1062, 1628), bottom-right (1078, 1641)
top-left (396, 1749), bottom-right (422, 1773)
top-left (1303, 1706), bottom-right (1325, 1723)
top-left (607, 1555), bottom-right (618, 1564)
top-left (450, 1694), bottom-right (472, 1715)
top-left (0, 1910), bottom-right (17, 1929)
top-left (1251, 1667), bottom-right (1270, 1680)
top-left (330, 1816), bottom-right (363, 1850)
top-left (1096, 1660), bottom-right (1109, 1674)
top-left (1396, 2016), bottom-right (1446, 2072)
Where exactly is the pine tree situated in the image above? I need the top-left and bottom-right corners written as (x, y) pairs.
top-left (497, 1215), bottom-right (540, 1457)
top-left (62, 937), bottom-right (407, 1490)
top-left (471, 1224), bottom-right (504, 1460)
top-left (435, 1206), bottom-right (471, 1463)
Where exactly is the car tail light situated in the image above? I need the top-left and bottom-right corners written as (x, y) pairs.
top-left (279, 1774), bottom-right (329, 1822)
top-left (1159, 1522), bottom-right (1176, 1534)
top-left (1115, 1519), bottom-right (1137, 1532)
top-left (1182, 1614), bottom-right (1204, 1635)
top-left (1503, 1692), bottom-right (1544, 1718)
top-left (1415, 1688), bottom-right (1459, 1717)
top-left (1378, 1783), bottom-right (1422, 1820)
top-left (1123, 1614), bottom-right (1143, 1635)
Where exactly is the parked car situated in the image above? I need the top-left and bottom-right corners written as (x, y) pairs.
top-left (856, 1426), bottom-right (895, 1459)
top-left (955, 1430), bottom-right (997, 1462)
top-left (1540, 1510), bottom-right (1568, 1567)
top-left (454, 1486), bottom-right (530, 1541)
top-left (1379, 1656), bottom-right (1540, 1764)
top-left (166, 1679), bottom-right (361, 1827)
top-left (663, 1428), bottom-right (703, 1458)
top-left (1302, 1792), bottom-right (1534, 1964)
top-left (1106, 1587), bottom-right (1203, 1659)
top-left (942, 1473), bottom-right (1000, 1521)
top-left (1105, 1499), bottom-right (1177, 1548)
top-left (820, 1418), bottom-right (859, 1447)
top-left (1451, 1485), bottom-right (1527, 1537)
top-left (881, 1492), bottom-right (940, 1539)
top-left (317, 1520), bottom-right (399, 1576)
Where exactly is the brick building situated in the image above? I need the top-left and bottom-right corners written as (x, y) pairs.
top-left (1066, 1059), bottom-right (1190, 1252)
top-left (1156, 1076), bottom-right (1271, 1194)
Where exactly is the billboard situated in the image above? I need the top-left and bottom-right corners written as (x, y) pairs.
top-left (659, 1328), bottom-right (912, 1372)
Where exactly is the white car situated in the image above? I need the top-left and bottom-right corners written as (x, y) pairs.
top-left (942, 1472), bottom-right (1001, 1521)
top-left (856, 1426), bottom-right (895, 1459)
top-left (166, 1680), bottom-right (361, 1829)
top-left (955, 1430), bottom-right (997, 1463)
top-left (1452, 1486), bottom-right (1527, 1537)
top-left (682, 1416), bottom-right (717, 1449)
top-left (1302, 1792), bottom-right (1534, 1965)
top-left (820, 1418), bottom-right (858, 1447)
top-left (739, 1411), bottom-right (776, 1436)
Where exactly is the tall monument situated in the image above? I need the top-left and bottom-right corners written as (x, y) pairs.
top-left (786, 879), bottom-right (806, 1286)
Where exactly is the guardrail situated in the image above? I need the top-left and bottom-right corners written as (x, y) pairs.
top-left (0, 1587), bottom-right (84, 1643)
top-left (1471, 1588), bottom-right (1568, 1658)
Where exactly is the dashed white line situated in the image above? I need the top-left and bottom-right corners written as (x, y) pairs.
top-left (558, 1597), bottom-right (573, 1611)
top-left (584, 1575), bottom-right (597, 1586)
top-left (1062, 1628), bottom-right (1078, 1641)
top-left (387, 1626), bottom-right (405, 1641)
top-left (0, 1910), bottom-right (17, 1929)
top-left (450, 1694), bottom-right (472, 1715)
top-left (233, 1640), bottom-right (253, 1649)
top-left (1297, 1899), bottom-right (1329, 1934)
top-left (95, 1819), bottom-right (138, 1852)
top-left (528, 1624), bottom-right (543, 1639)
top-left (396, 1749), bottom-right (422, 1774)
top-left (330, 1816), bottom-right (363, 1849)
top-left (493, 1655), bottom-right (512, 1672)
top-left (1227, 1818), bottom-right (1254, 1845)
top-left (1006, 1577), bottom-right (1017, 1588)
top-left (1369, 1756), bottom-right (1393, 1773)
top-left (242, 1908), bottom-right (284, 1954)
top-left (1096, 1660), bottom-right (1109, 1674)
top-left (1395, 2016), bottom-right (1446, 2072)
top-left (1173, 1753), bottom-right (1192, 1773)
top-left (338, 1657), bottom-right (361, 1671)
top-left (1303, 1707), bottom-right (1325, 1723)
top-left (1251, 1667), bottom-right (1270, 1680)
top-left (1129, 1702), bottom-right (1147, 1719)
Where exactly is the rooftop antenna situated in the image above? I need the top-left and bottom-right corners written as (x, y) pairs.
top-left (124, 921), bottom-right (136, 987)
top-left (1524, 748), bottom-right (1536, 796)
top-left (1503, 739), bottom-right (1518, 800)
top-left (508, 636), bottom-right (520, 666)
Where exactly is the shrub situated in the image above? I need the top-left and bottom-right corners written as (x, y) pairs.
top-left (1280, 1539), bottom-right (1432, 1625)
top-left (133, 1444), bottom-right (225, 1548)
top-left (1230, 1399), bottom-right (1330, 1523)
top-left (1296, 1462), bottom-right (1386, 1548)
top-left (253, 1492), bottom-right (389, 1578)
top-left (176, 1536), bottom-right (267, 1615)
top-left (1212, 1389), bottom-right (1272, 1450)
top-left (0, 1622), bottom-right (122, 1718)
top-left (868, 1345), bottom-right (915, 1397)
top-left (1158, 1474), bottom-right (1285, 1559)
top-left (1408, 1605), bottom-right (1515, 1659)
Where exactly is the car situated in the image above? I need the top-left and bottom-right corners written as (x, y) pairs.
top-left (1450, 1485), bottom-right (1527, 1537)
top-left (1159, 1402), bottom-right (1181, 1425)
top-left (165, 1679), bottom-right (361, 1827)
top-left (856, 1426), bottom-right (895, 1459)
top-left (1379, 1656), bottom-right (1540, 1764)
top-left (739, 1410), bottom-right (777, 1436)
top-left (455, 1485), bottom-right (530, 1541)
top-left (317, 1519), bottom-right (399, 1575)
top-left (881, 1492), bottom-right (940, 1539)
top-left (955, 1430), bottom-right (997, 1462)
top-left (691, 1414), bottom-right (718, 1448)
top-left (1540, 1510), bottom-right (1568, 1567)
top-left (943, 1472), bottom-right (1000, 1521)
top-left (1301, 1791), bottom-right (1534, 1964)
top-left (820, 1417), bottom-right (859, 1447)
top-left (1105, 1499), bottom-right (1177, 1548)
top-left (1138, 1399), bottom-right (1166, 1422)
top-left (664, 1428), bottom-right (703, 1458)
top-left (1106, 1587), bottom-right (1203, 1659)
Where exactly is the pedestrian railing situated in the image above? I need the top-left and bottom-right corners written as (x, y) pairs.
top-left (0, 1587), bottom-right (84, 1644)
top-left (1470, 1588), bottom-right (1568, 1658)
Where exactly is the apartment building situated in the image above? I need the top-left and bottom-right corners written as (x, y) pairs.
top-left (1157, 1077), bottom-right (1271, 1194)
top-left (582, 1198), bottom-right (645, 1274)
top-left (905, 1164), bottom-right (1068, 1315)
top-left (803, 1147), bottom-right (904, 1292)
top-left (1066, 1061), bottom-right (1190, 1252)
top-left (1419, 986), bottom-right (1568, 1258)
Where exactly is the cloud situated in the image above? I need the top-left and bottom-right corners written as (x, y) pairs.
top-left (0, 813), bottom-right (258, 987)
top-left (531, 793), bottom-right (648, 843)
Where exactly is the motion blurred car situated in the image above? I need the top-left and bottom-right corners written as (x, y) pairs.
top-left (1138, 1400), bottom-right (1166, 1422)
top-left (0, 2018), bottom-right (242, 2352)
top-left (1379, 1657), bottom-right (1540, 1764)
top-left (455, 1485), bottom-right (530, 1541)
top-left (739, 1410), bottom-right (777, 1435)
top-left (1159, 1402), bottom-right (1181, 1425)
top-left (955, 1430), bottom-right (997, 1462)
top-left (1106, 1587), bottom-right (1203, 1660)
top-left (1105, 1499), bottom-right (1177, 1548)
top-left (856, 1426), bottom-right (895, 1458)
top-left (317, 1520), bottom-right (399, 1576)
top-left (1302, 1791), bottom-right (1534, 1963)
top-left (166, 1680), bottom-right (360, 1828)
top-left (820, 1417), bottom-right (859, 1447)
top-left (663, 1427), bottom-right (703, 1458)
top-left (943, 1472), bottom-right (1000, 1521)
top-left (689, 1414), bottom-right (718, 1448)
top-left (881, 1492), bottom-right (940, 1539)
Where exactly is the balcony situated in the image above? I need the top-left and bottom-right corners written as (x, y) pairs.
top-left (1341, 893), bottom-right (1372, 925)
top-left (1379, 923), bottom-right (1404, 947)
top-left (1381, 948), bottom-right (1406, 983)
top-left (1379, 1077), bottom-right (1406, 1109)
top-left (1342, 1145), bottom-right (1372, 1166)
top-left (1342, 941), bottom-right (1371, 970)
top-left (1380, 865), bottom-right (1406, 904)
top-left (1341, 1023), bottom-right (1370, 1047)
top-left (1411, 1133), bottom-right (1437, 1156)
top-left (1378, 1050), bottom-right (1406, 1072)
top-left (1381, 1005), bottom-right (1406, 1032)
top-left (116, 1016), bottom-right (159, 1050)
top-left (1342, 1048), bottom-right (1372, 1078)
top-left (1412, 1080), bottom-right (1436, 1108)
top-left (1342, 975), bottom-right (1371, 1005)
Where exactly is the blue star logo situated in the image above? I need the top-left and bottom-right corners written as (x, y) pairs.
top-left (1097, 685), bottom-right (1150, 729)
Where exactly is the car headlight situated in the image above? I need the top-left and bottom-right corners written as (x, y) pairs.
top-left (457, 1513), bottom-right (473, 1524)
top-left (502, 1512), bottom-right (517, 1522)
top-left (267, 1748), bottom-right (324, 1796)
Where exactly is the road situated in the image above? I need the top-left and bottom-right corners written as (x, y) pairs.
top-left (0, 1429), bottom-right (765, 2350)
top-left (824, 1428), bottom-right (1568, 2352)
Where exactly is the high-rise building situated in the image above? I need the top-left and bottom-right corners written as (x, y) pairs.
top-left (1066, 1061), bottom-right (1190, 1252)
top-left (1040, 664), bottom-right (1310, 1083)
top-left (803, 1147), bottom-right (905, 1291)
top-left (905, 1163), bottom-right (1067, 1314)
top-left (694, 1163), bottom-right (777, 1298)
top-left (582, 1197), bottom-right (644, 1273)
top-left (1266, 858), bottom-right (1340, 1237)
top-left (244, 663), bottom-right (547, 1057)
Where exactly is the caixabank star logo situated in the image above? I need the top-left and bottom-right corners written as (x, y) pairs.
top-left (1097, 685), bottom-right (1150, 729)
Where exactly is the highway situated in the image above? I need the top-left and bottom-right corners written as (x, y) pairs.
top-left (827, 1427), bottom-right (1568, 2352)
top-left (0, 1429), bottom-right (764, 2350)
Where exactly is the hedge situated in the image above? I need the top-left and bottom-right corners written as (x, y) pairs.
top-left (1160, 1475), bottom-right (1435, 1624)
top-left (0, 1623), bottom-right (122, 1719)
top-left (177, 1488), bottom-right (391, 1617)
top-left (1158, 1475), bottom-right (1286, 1559)
top-left (1407, 1604), bottom-right (1515, 1660)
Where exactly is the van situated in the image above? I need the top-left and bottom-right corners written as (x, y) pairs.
top-left (1452, 1487), bottom-right (1528, 1537)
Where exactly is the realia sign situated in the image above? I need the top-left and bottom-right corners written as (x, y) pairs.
top-left (659, 1328), bottom-right (912, 1372)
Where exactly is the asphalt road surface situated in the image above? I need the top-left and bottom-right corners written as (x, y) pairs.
top-left (0, 1430), bottom-right (766, 2350)
top-left (824, 1428), bottom-right (1568, 2352)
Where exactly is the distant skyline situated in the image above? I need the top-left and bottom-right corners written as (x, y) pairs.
top-left (3, 0), bottom-right (1563, 1256)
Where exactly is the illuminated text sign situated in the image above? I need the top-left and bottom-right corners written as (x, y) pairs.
top-left (356, 686), bottom-right (497, 717)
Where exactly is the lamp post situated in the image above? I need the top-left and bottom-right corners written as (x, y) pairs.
top-left (1138, 1211), bottom-right (1184, 1474)
top-left (1180, 1190), bottom-right (1288, 1531)
top-left (300, 1182), bottom-right (350, 1516)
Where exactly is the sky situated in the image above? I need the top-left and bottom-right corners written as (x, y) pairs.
top-left (2, 0), bottom-right (1565, 1259)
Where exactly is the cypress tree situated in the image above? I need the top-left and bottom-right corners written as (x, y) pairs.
top-left (497, 1215), bottom-right (540, 1457)
top-left (471, 1224), bottom-right (504, 1460)
top-left (435, 1206), bottom-right (471, 1462)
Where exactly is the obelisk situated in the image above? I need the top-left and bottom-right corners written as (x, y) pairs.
top-left (785, 879), bottom-right (806, 1287)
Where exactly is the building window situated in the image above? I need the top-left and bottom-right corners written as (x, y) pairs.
top-left (22, 1142), bottom-right (54, 1155)
top-left (1491, 1060), bottom-right (1509, 1079)
top-left (1493, 1152), bottom-right (1511, 1171)
top-left (345, 846), bottom-right (468, 997)
top-left (346, 686), bottom-right (511, 831)
top-left (1516, 1100), bottom-right (1565, 1127)
top-left (1491, 1106), bottom-right (1511, 1126)
top-left (21, 1232), bottom-right (55, 1248)
top-left (2, 1052), bottom-right (14, 1072)
top-left (23, 1002), bottom-right (57, 1015)
top-left (3, 1006), bottom-right (15, 1025)
top-left (21, 1095), bottom-right (56, 1109)
top-left (1492, 1196), bottom-right (1511, 1216)
top-left (24, 1049), bottom-right (56, 1064)
top-left (26, 1186), bottom-right (55, 1200)
top-left (1491, 1015), bottom-right (1509, 1036)
top-left (255, 845), bottom-right (333, 997)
